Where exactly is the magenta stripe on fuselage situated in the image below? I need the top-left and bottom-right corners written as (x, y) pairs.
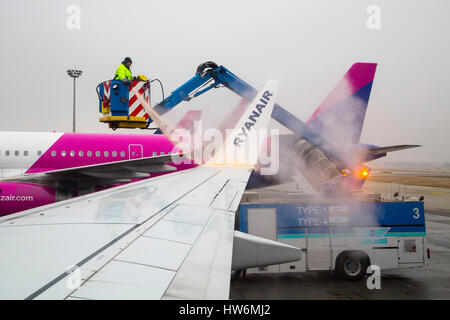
top-left (25, 133), bottom-right (182, 173)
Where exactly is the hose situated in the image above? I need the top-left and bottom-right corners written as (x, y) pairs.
top-left (150, 78), bottom-right (165, 103)
top-left (96, 79), bottom-right (114, 102)
top-left (95, 82), bottom-right (103, 101)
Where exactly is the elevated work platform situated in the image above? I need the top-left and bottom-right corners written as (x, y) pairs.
top-left (97, 80), bottom-right (150, 130)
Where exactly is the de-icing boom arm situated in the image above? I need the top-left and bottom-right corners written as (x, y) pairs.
top-left (151, 61), bottom-right (359, 171)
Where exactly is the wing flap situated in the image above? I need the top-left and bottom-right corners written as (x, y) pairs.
top-left (69, 260), bottom-right (176, 300)
top-left (162, 209), bottom-right (234, 300)
top-left (81, 171), bottom-right (150, 179)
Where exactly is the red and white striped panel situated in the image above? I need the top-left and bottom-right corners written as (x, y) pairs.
top-left (128, 81), bottom-right (150, 120)
top-left (102, 81), bottom-right (111, 115)
top-left (103, 81), bottom-right (111, 101)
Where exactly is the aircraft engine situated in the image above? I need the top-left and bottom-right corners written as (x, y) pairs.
top-left (290, 139), bottom-right (342, 189)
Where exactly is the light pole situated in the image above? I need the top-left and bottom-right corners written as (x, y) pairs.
top-left (67, 69), bottom-right (83, 133)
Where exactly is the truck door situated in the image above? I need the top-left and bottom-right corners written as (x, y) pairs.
top-left (398, 204), bottom-right (426, 264)
top-left (399, 237), bottom-right (425, 263)
top-left (128, 144), bottom-right (143, 159)
top-left (307, 227), bottom-right (331, 270)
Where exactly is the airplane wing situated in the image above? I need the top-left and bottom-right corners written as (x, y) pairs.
top-left (0, 166), bottom-right (250, 300)
top-left (1, 153), bottom-right (185, 186)
top-left (0, 80), bottom-right (279, 300)
top-left (1, 111), bottom-right (203, 187)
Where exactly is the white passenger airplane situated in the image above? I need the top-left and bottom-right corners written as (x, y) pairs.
top-left (0, 81), bottom-right (302, 300)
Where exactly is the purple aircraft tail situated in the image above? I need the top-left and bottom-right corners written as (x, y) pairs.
top-left (307, 62), bottom-right (377, 151)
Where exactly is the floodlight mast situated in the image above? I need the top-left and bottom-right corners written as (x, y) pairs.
top-left (67, 69), bottom-right (83, 133)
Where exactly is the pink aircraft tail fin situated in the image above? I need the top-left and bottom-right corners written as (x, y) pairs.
top-left (170, 110), bottom-right (202, 134)
top-left (307, 62), bottom-right (377, 149)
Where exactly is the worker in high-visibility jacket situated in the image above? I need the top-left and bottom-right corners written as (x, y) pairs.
top-left (114, 57), bottom-right (133, 84)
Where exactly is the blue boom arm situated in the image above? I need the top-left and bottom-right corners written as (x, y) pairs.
top-left (153, 62), bottom-right (358, 170)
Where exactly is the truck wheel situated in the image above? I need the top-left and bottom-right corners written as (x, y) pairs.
top-left (230, 269), bottom-right (242, 282)
top-left (335, 252), bottom-right (369, 281)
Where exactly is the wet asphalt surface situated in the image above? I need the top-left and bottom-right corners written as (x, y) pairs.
top-left (230, 211), bottom-right (450, 300)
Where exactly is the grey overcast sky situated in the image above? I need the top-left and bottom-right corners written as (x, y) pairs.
top-left (0, 0), bottom-right (449, 163)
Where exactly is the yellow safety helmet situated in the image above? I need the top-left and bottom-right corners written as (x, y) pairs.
top-left (138, 75), bottom-right (148, 81)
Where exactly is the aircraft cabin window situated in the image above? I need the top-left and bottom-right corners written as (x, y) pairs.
top-left (112, 151), bottom-right (117, 157)
top-left (87, 151), bottom-right (92, 157)
top-left (70, 151), bottom-right (75, 157)
top-left (61, 151), bottom-right (66, 157)
top-left (104, 151), bottom-right (109, 157)
top-left (5, 151), bottom-right (10, 156)
top-left (120, 151), bottom-right (125, 157)
top-left (14, 151), bottom-right (19, 156)
top-left (24, 151), bottom-right (29, 156)
top-left (153, 152), bottom-right (157, 157)
top-left (51, 151), bottom-right (56, 157)
top-left (37, 151), bottom-right (42, 156)
top-left (79, 151), bottom-right (84, 157)
top-left (161, 151), bottom-right (165, 155)
top-left (95, 151), bottom-right (100, 157)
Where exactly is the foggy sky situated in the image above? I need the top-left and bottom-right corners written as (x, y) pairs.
top-left (0, 0), bottom-right (449, 163)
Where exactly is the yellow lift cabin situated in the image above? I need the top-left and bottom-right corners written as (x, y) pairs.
top-left (97, 75), bottom-right (151, 130)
